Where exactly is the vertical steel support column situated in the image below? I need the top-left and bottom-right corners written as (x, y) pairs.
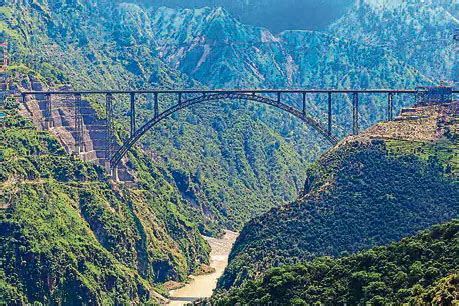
top-left (277, 92), bottom-right (281, 104)
top-left (105, 93), bottom-right (113, 168)
top-left (154, 93), bottom-right (159, 118)
top-left (178, 93), bottom-right (182, 104)
top-left (328, 92), bottom-right (332, 136)
top-left (352, 92), bottom-right (359, 135)
top-left (44, 93), bottom-right (52, 129)
top-left (387, 92), bottom-right (394, 121)
top-left (75, 93), bottom-right (83, 154)
top-left (130, 93), bottom-right (136, 137)
top-left (302, 92), bottom-right (306, 116)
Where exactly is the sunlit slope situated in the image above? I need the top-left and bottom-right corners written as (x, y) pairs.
top-left (0, 100), bottom-right (209, 304)
top-left (218, 102), bottom-right (459, 289)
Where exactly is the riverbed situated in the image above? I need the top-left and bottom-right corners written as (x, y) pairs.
top-left (168, 230), bottom-right (238, 305)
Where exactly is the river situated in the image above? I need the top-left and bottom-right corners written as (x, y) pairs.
top-left (168, 230), bottom-right (238, 305)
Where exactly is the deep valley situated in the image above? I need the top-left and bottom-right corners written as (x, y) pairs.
top-left (0, 0), bottom-right (458, 304)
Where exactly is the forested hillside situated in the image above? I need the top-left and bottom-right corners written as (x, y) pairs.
top-left (218, 102), bottom-right (459, 289)
top-left (1, 0), bottom-right (309, 230)
top-left (0, 93), bottom-right (210, 303)
top-left (212, 220), bottom-right (459, 305)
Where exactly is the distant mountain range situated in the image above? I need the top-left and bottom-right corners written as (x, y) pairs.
top-left (1, 0), bottom-right (458, 303)
top-left (133, 0), bottom-right (355, 32)
top-left (330, 0), bottom-right (458, 82)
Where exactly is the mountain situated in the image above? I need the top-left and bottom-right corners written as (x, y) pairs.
top-left (211, 220), bottom-right (459, 305)
top-left (3, 1), bottom-right (434, 233)
top-left (150, 5), bottom-right (431, 156)
top-left (0, 0), bottom-right (310, 231)
top-left (329, 0), bottom-right (459, 82)
top-left (0, 94), bottom-right (211, 303)
top-left (152, 6), bottom-right (430, 89)
top-left (218, 101), bottom-right (459, 290)
top-left (136, 0), bottom-right (355, 32)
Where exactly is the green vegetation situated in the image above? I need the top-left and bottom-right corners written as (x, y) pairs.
top-left (1, 0), bottom-right (456, 303)
top-left (218, 105), bottom-right (459, 289)
top-left (0, 103), bottom-right (209, 303)
top-left (1, 0), bottom-right (310, 231)
top-left (212, 220), bottom-right (459, 305)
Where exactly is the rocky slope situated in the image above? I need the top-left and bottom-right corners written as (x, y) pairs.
top-left (218, 100), bottom-right (459, 290)
top-left (329, 0), bottom-right (458, 82)
top-left (151, 6), bottom-right (428, 90)
top-left (142, 0), bottom-right (354, 32)
top-left (150, 5), bottom-right (432, 157)
top-left (212, 220), bottom-right (459, 304)
top-left (1, 0), bottom-right (309, 229)
top-left (0, 91), bottom-right (211, 303)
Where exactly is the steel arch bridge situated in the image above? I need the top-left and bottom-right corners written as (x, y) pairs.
top-left (112, 91), bottom-right (338, 168)
top-left (22, 88), bottom-right (455, 176)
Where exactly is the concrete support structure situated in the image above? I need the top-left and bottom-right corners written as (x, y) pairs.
top-left (302, 92), bottom-right (306, 117)
top-left (387, 93), bottom-right (394, 121)
top-left (328, 92), bottom-right (332, 136)
top-left (44, 93), bottom-right (53, 129)
top-left (154, 93), bottom-right (159, 118)
top-left (75, 93), bottom-right (83, 154)
top-left (105, 93), bottom-right (113, 172)
top-left (352, 92), bottom-right (359, 135)
top-left (130, 93), bottom-right (136, 137)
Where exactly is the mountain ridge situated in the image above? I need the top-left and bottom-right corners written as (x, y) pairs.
top-left (218, 100), bottom-right (459, 290)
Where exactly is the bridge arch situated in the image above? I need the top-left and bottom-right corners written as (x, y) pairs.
top-left (110, 92), bottom-right (338, 168)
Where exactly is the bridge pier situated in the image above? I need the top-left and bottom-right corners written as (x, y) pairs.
top-left (105, 93), bottom-right (113, 165)
top-left (112, 166), bottom-right (119, 182)
top-left (44, 93), bottom-right (53, 129)
top-left (302, 92), bottom-right (306, 116)
top-left (75, 93), bottom-right (83, 154)
top-left (352, 92), bottom-right (359, 135)
top-left (154, 93), bottom-right (159, 118)
top-left (130, 93), bottom-right (136, 137)
top-left (387, 93), bottom-right (394, 121)
top-left (328, 92), bottom-right (332, 135)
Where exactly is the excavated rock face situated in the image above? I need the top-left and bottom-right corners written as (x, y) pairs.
top-left (364, 101), bottom-right (459, 142)
top-left (13, 75), bottom-right (134, 181)
top-left (1, 74), bottom-right (212, 304)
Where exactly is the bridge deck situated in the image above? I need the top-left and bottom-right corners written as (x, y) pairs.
top-left (18, 88), bottom-right (459, 178)
top-left (22, 89), bottom-right (434, 95)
